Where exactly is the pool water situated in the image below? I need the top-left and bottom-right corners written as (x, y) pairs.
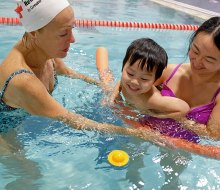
top-left (1, 0), bottom-right (220, 190)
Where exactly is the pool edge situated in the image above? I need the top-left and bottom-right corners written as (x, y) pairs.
top-left (150, 0), bottom-right (220, 20)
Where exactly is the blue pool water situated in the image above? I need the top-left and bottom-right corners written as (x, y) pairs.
top-left (1, 0), bottom-right (220, 190)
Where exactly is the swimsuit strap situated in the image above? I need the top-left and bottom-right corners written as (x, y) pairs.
top-left (51, 59), bottom-right (58, 90)
top-left (0, 70), bottom-right (33, 99)
top-left (212, 87), bottom-right (220, 102)
top-left (164, 64), bottom-right (182, 84)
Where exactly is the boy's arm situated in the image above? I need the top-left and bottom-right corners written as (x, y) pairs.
top-left (136, 87), bottom-right (190, 118)
top-left (150, 96), bottom-right (190, 118)
top-left (96, 47), bottom-right (111, 82)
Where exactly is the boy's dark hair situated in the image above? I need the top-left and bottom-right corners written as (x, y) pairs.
top-left (122, 38), bottom-right (168, 81)
top-left (188, 16), bottom-right (220, 52)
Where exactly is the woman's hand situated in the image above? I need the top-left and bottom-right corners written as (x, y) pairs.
top-left (128, 127), bottom-right (176, 148)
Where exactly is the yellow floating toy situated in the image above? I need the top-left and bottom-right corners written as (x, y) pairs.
top-left (108, 150), bottom-right (129, 167)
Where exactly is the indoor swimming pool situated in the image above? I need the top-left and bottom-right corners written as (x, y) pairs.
top-left (0, 0), bottom-right (220, 189)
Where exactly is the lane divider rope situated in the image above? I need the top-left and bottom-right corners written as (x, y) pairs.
top-left (0, 17), bottom-right (199, 31)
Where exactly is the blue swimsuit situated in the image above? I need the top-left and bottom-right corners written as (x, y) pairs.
top-left (0, 69), bottom-right (58, 132)
top-left (0, 69), bottom-right (58, 111)
top-left (0, 70), bottom-right (33, 111)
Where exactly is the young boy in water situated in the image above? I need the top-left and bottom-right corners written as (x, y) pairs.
top-left (96, 38), bottom-right (190, 118)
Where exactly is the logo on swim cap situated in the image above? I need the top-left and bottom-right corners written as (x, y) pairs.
top-left (15, 3), bottom-right (23, 18)
top-left (22, 0), bottom-right (34, 6)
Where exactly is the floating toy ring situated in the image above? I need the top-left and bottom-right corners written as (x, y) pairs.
top-left (108, 150), bottom-right (129, 167)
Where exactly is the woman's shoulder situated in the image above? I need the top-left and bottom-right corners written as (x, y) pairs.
top-left (167, 63), bottom-right (189, 70)
top-left (2, 45), bottom-right (25, 66)
top-left (0, 46), bottom-right (34, 90)
top-left (166, 63), bottom-right (190, 75)
top-left (158, 64), bottom-right (178, 81)
top-left (155, 63), bottom-right (190, 85)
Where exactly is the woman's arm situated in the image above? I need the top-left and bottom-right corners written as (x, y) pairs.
top-left (179, 95), bottom-right (220, 140)
top-left (9, 74), bottom-right (172, 147)
top-left (54, 58), bottom-right (100, 85)
top-left (206, 97), bottom-right (220, 140)
top-left (105, 81), bottom-right (121, 105)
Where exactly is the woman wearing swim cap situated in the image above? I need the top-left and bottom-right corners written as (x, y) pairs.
top-left (0, 0), bottom-right (170, 146)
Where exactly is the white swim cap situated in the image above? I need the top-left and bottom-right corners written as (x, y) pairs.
top-left (15, 0), bottom-right (70, 32)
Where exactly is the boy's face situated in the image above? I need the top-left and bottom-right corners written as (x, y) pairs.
top-left (121, 60), bottom-right (156, 95)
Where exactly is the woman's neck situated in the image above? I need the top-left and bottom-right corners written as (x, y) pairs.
top-left (17, 39), bottom-right (49, 70)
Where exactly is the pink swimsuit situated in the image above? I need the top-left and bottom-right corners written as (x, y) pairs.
top-left (140, 64), bottom-right (220, 143)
